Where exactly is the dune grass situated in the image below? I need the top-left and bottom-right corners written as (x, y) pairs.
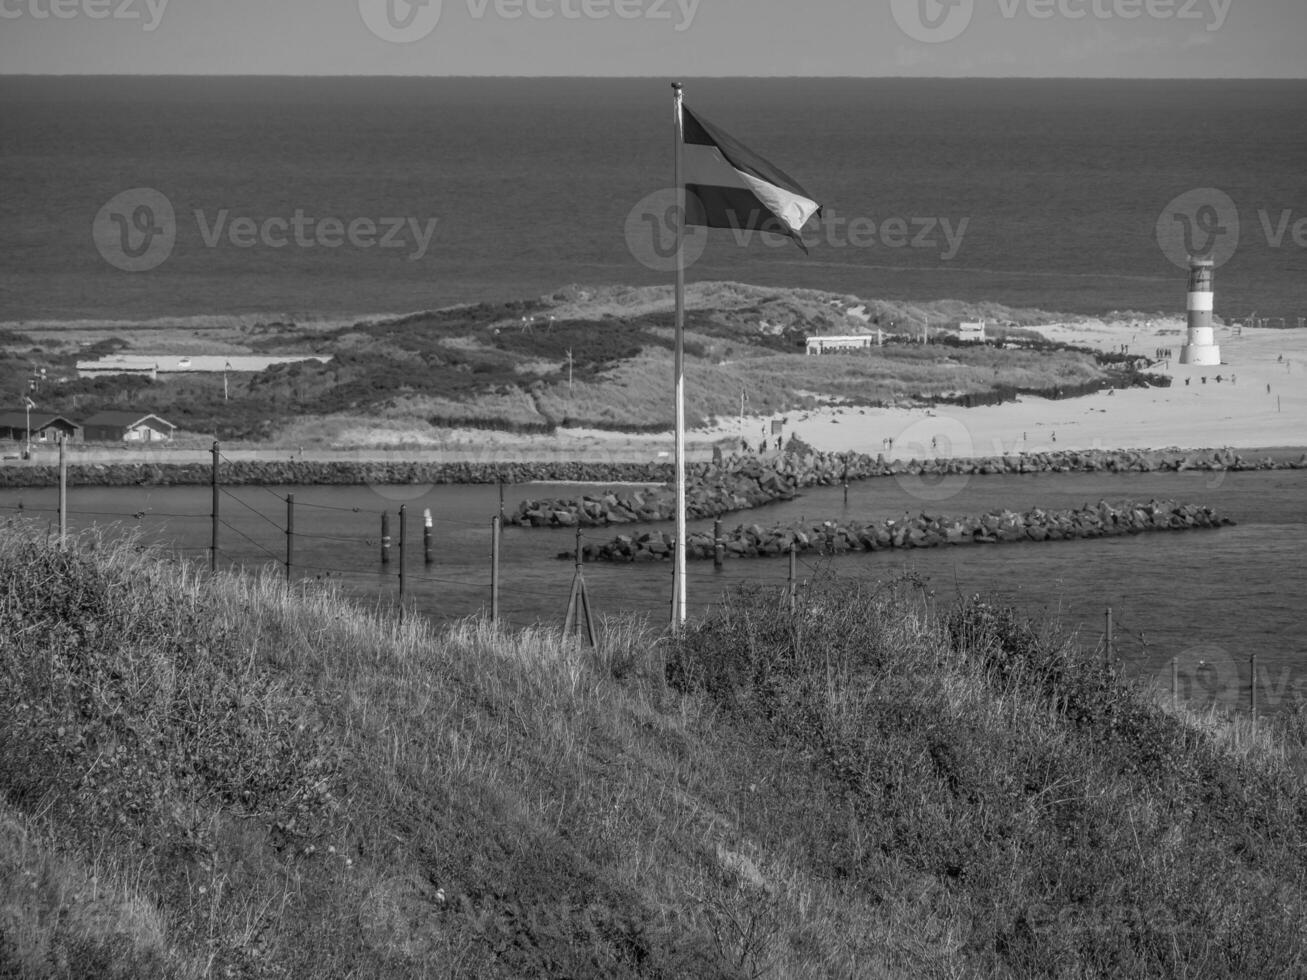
top-left (3, 528), bottom-right (1306, 978)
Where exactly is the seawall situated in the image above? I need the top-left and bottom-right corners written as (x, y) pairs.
top-left (573, 499), bottom-right (1233, 562)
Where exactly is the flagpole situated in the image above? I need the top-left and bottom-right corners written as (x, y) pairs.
top-left (671, 81), bottom-right (687, 629)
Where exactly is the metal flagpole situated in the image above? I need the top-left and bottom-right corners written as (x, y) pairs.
top-left (671, 81), bottom-right (688, 629)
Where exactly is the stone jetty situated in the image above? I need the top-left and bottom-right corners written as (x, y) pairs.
top-left (1, 447), bottom-right (1301, 496)
top-left (512, 447), bottom-right (1302, 528)
top-left (570, 499), bottom-right (1233, 563)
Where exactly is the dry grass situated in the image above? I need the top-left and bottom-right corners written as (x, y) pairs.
top-left (7, 526), bottom-right (1302, 977)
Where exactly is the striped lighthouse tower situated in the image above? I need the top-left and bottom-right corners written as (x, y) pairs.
top-left (1179, 257), bottom-right (1221, 366)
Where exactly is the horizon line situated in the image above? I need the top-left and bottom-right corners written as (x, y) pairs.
top-left (2, 73), bottom-right (1306, 82)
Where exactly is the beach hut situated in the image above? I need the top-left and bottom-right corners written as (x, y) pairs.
top-left (80, 411), bottom-right (177, 443)
top-left (0, 412), bottom-right (83, 445)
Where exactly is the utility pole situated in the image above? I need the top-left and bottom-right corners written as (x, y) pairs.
top-left (566, 349), bottom-right (573, 393)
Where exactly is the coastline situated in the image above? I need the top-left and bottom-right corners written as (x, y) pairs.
top-left (4, 316), bottom-right (1303, 485)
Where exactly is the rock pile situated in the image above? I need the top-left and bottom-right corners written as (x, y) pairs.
top-left (1, 447), bottom-right (1301, 496)
top-left (571, 499), bottom-right (1233, 562)
top-left (513, 448), bottom-right (1301, 528)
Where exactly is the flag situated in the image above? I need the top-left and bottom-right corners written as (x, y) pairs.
top-left (681, 105), bottom-right (822, 251)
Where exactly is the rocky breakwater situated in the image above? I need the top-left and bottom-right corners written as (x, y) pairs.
top-left (1, 446), bottom-right (1302, 492)
top-left (571, 499), bottom-right (1233, 562)
top-left (513, 447), bottom-right (1302, 528)
top-left (0, 459), bottom-right (678, 490)
top-left (512, 456), bottom-right (800, 527)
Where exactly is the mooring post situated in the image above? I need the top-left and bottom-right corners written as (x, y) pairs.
top-left (210, 440), bottom-right (220, 572)
top-left (491, 515), bottom-right (501, 625)
top-left (713, 517), bottom-right (724, 569)
top-left (380, 512), bottom-right (391, 565)
top-left (285, 492), bottom-right (294, 586)
top-left (398, 505), bottom-right (407, 606)
top-left (1105, 606), bottom-right (1114, 665)
top-left (788, 542), bottom-right (797, 615)
top-left (1251, 653), bottom-right (1258, 730)
top-left (423, 507), bottom-right (433, 566)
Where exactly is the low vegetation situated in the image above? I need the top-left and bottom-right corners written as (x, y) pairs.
top-left (4, 284), bottom-right (1117, 445)
top-left (3, 528), bottom-right (1307, 978)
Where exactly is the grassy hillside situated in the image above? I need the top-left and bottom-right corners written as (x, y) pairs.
top-left (5, 530), bottom-right (1305, 978)
top-left (5, 283), bottom-right (1108, 445)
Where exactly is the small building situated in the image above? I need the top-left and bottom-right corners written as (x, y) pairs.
top-left (0, 412), bottom-right (83, 444)
top-left (76, 354), bottom-right (332, 379)
top-left (80, 411), bottom-right (177, 443)
top-left (806, 332), bottom-right (882, 355)
top-left (958, 321), bottom-right (987, 342)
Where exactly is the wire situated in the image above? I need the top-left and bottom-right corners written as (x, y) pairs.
top-left (217, 518), bottom-right (283, 563)
top-left (290, 529), bottom-right (374, 544)
top-left (219, 488), bottom-right (285, 531)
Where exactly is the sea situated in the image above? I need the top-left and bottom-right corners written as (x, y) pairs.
top-left (0, 75), bottom-right (1304, 714)
top-left (1, 76), bottom-right (1305, 323)
top-left (1, 469), bottom-right (1304, 715)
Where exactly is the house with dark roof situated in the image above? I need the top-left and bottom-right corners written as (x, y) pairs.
top-left (80, 411), bottom-right (177, 443)
top-left (0, 412), bottom-right (83, 444)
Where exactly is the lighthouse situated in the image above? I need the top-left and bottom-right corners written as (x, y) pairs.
top-left (1179, 257), bottom-right (1221, 366)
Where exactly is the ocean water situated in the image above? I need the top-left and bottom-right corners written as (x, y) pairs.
top-left (1, 76), bottom-right (1305, 323)
top-left (1, 467), bottom-right (1303, 714)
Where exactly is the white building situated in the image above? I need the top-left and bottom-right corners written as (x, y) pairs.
top-left (806, 332), bottom-right (882, 355)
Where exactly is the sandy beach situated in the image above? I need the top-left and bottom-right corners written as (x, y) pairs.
top-left (698, 318), bottom-right (1307, 460)
top-left (9, 317), bottom-right (1303, 472)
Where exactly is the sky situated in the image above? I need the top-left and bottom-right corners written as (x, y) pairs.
top-left (0, 0), bottom-right (1303, 77)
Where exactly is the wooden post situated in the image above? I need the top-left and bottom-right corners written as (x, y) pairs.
top-left (1104, 606), bottom-right (1113, 665)
top-left (713, 517), bottom-right (724, 569)
top-left (423, 508), bottom-right (433, 565)
top-left (563, 527), bottom-right (597, 647)
top-left (398, 505), bottom-right (407, 605)
top-left (788, 542), bottom-right (797, 615)
top-left (380, 512), bottom-right (391, 565)
top-left (210, 440), bottom-right (220, 572)
top-left (1251, 653), bottom-right (1258, 728)
top-left (285, 492), bottom-right (294, 586)
top-left (57, 435), bottom-right (67, 548)
top-left (1171, 656), bottom-right (1178, 709)
top-left (490, 515), bottom-right (501, 625)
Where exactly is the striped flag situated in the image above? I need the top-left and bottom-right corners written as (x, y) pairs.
top-left (681, 105), bottom-right (822, 251)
